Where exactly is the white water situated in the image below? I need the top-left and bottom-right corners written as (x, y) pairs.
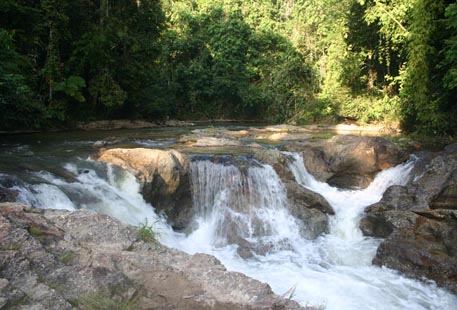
top-left (171, 155), bottom-right (457, 310)
top-left (10, 159), bottom-right (176, 245)
top-left (4, 155), bottom-right (457, 309)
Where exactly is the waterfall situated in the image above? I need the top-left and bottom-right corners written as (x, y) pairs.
top-left (184, 159), bottom-right (302, 254)
top-left (4, 159), bottom-right (174, 244)
top-left (2, 153), bottom-right (456, 310)
top-left (174, 154), bottom-right (456, 310)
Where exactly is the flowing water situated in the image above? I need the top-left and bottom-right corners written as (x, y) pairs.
top-left (0, 130), bottom-right (456, 310)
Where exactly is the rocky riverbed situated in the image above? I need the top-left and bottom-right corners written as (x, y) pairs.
top-left (1, 125), bottom-right (456, 309)
top-left (0, 203), bottom-right (305, 310)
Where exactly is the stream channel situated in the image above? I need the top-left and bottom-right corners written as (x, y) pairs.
top-left (0, 126), bottom-right (456, 310)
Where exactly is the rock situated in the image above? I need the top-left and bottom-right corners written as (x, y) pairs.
top-left (324, 135), bottom-right (408, 186)
top-left (296, 146), bottom-right (332, 182)
top-left (251, 148), bottom-right (295, 182)
top-left (360, 210), bottom-right (419, 238)
top-left (285, 182), bottom-right (334, 215)
top-left (327, 173), bottom-right (372, 189)
top-left (0, 203), bottom-right (307, 310)
top-left (430, 169), bottom-right (457, 210)
top-left (285, 182), bottom-right (333, 239)
top-left (412, 148), bottom-right (457, 209)
top-left (0, 187), bottom-right (17, 202)
top-left (285, 135), bottom-right (408, 189)
top-left (95, 148), bottom-right (192, 229)
top-left (362, 144), bottom-right (457, 293)
top-left (373, 210), bottom-right (457, 294)
top-left (191, 137), bottom-right (245, 147)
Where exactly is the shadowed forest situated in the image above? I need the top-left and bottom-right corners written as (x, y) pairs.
top-left (1, 0), bottom-right (456, 134)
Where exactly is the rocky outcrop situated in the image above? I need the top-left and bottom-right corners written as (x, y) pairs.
top-left (360, 144), bottom-right (457, 293)
top-left (251, 148), bottom-right (333, 239)
top-left (251, 148), bottom-right (295, 182)
top-left (0, 187), bottom-right (17, 203)
top-left (360, 185), bottom-right (418, 237)
top-left (285, 135), bottom-right (408, 189)
top-left (0, 203), bottom-right (306, 310)
top-left (373, 209), bottom-right (457, 294)
top-left (95, 148), bottom-right (192, 230)
top-left (285, 182), bottom-right (333, 239)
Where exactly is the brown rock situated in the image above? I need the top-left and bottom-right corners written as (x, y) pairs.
top-left (373, 210), bottom-right (457, 294)
top-left (95, 148), bottom-right (192, 229)
top-left (285, 135), bottom-right (408, 189)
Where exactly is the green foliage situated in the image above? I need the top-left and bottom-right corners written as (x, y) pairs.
top-left (0, 0), bottom-right (456, 134)
top-left (76, 293), bottom-right (136, 310)
top-left (136, 218), bottom-right (159, 244)
top-left (0, 29), bottom-right (45, 130)
top-left (54, 76), bottom-right (86, 103)
top-left (59, 250), bottom-right (76, 265)
top-left (29, 225), bottom-right (43, 237)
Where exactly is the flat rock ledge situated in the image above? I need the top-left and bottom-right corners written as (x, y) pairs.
top-left (0, 203), bottom-right (307, 310)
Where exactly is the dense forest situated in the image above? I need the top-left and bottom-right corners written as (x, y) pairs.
top-left (1, 0), bottom-right (456, 134)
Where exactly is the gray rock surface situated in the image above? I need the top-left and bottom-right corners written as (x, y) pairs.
top-left (0, 203), bottom-right (307, 310)
top-left (285, 182), bottom-right (333, 239)
top-left (373, 209), bottom-right (457, 294)
top-left (360, 144), bottom-right (457, 293)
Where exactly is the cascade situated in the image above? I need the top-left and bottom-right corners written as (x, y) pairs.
top-left (1, 153), bottom-right (456, 309)
top-left (174, 154), bottom-right (457, 310)
top-left (185, 159), bottom-right (302, 254)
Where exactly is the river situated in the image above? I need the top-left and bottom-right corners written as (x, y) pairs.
top-left (0, 127), bottom-right (456, 310)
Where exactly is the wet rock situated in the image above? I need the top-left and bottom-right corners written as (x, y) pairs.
top-left (360, 210), bottom-right (419, 238)
top-left (360, 185), bottom-right (418, 238)
top-left (363, 144), bottom-right (457, 293)
top-left (0, 203), bottom-right (307, 310)
top-left (285, 182), bottom-right (334, 215)
top-left (0, 187), bottom-right (17, 202)
top-left (373, 210), bottom-right (457, 294)
top-left (95, 148), bottom-right (192, 229)
top-left (412, 147), bottom-right (457, 209)
top-left (251, 148), bottom-right (295, 182)
top-left (285, 135), bottom-right (408, 188)
top-left (295, 146), bottom-right (332, 182)
top-left (285, 182), bottom-right (332, 239)
top-left (430, 169), bottom-right (457, 210)
top-left (362, 145), bottom-right (457, 238)
top-left (327, 173), bottom-right (372, 189)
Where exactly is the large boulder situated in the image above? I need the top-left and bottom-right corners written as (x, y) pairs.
top-left (361, 144), bottom-right (457, 293)
top-left (373, 210), bottom-right (457, 294)
top-left (251, 148), bottom-right (295, 182)
top-left (360, 185), bottom-right (417, 238)
top-left (0, 203), bottom-right (307, 310)
top-left (95, 148), bottom-right (192, 229)
top-left (285, 182), bottom-right (332, 239)
top-left (361, 146), bottom-right (457, 239)
top-left (285, 135), bottom-right (408, 188)
top-left (325, 135), bottom-right (408, 175)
